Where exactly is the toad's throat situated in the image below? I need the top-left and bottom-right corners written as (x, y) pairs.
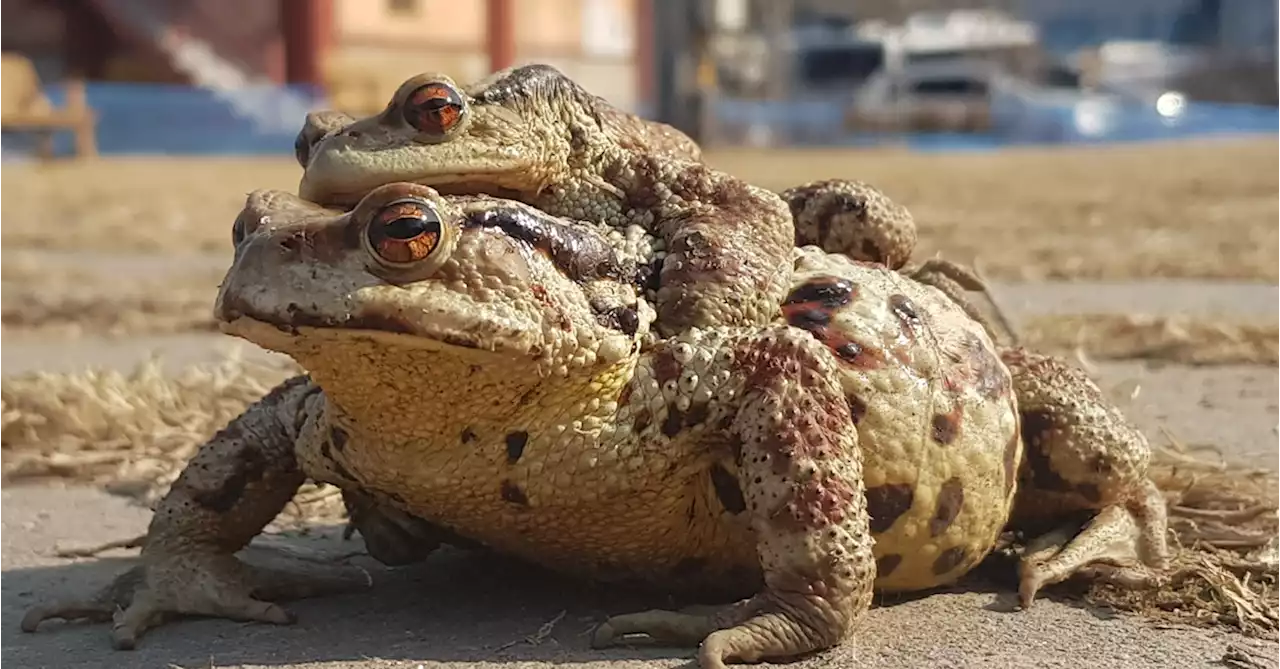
top-left (220, 316), bottom-right (636, 447)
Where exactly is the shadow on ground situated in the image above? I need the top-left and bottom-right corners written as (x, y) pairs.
top-left (4, 484), bottom-right (1274, 669)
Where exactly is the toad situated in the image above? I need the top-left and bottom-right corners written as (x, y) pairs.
top-left (23, 185), bottom-right (1024, 668)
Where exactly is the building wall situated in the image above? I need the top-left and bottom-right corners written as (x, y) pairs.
top-left (324, 0), bottom-right (640, 115)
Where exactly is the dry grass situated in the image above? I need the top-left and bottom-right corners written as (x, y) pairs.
top-left (2, 140), bottom-right (1276, 281)
top-left (2, 283), bottom-right (220, 338)
top-left (721, 139), bottom-right (1280, 282)
top-left (0, 252), bottom-right (224, 337)
top-left (2, 355), bottom-right (1275, 637)
top-left (0, 354), bottom-right (345, 526)
top-left (1085, 436), bottom-right (1278, 640)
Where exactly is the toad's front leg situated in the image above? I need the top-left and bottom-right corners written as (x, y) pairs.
top-left (594, 329), bottom-right (876, 669)
top-left (615, 155), bottom-right (796, 336)
top-left (21, 376), bottom-right (371, 649)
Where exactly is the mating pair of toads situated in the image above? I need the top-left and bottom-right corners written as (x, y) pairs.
top-left (22, 65), bottom-right (1170, 668)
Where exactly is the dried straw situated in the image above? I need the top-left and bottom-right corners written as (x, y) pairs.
top-left (0, 353), bottom-right (345, 525)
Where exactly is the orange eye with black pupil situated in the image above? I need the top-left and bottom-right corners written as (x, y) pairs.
top-left (366, 199), bottom-right (443, 266)
top-left (402, 83), bottom-right (465, 136)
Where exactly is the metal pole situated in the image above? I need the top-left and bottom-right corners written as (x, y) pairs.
top-left (635, 0), bottom-right (656, 116)
top-left (763, 0), bottom-right (792, 99)
top-left (653, 0), bottom-right (689, 132)
top-left (691, 0), bottom-right (713, 144)
top-left (486, 0), bottom-right (516, 72)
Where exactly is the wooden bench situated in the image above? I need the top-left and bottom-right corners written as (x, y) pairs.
top-left (2, 53), bottom-right (98, 159)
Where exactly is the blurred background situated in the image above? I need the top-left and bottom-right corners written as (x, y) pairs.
top-left (1, 0), bottom-right (1277, 157)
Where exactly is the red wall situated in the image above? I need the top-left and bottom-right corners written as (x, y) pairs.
top-left (89, 0), bottom-right (289, 83)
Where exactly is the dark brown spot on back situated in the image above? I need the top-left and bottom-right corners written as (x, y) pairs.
top-left (889, 293), bottom-right (922, 337)
top-left (461, 427), bottom-right (477, 444)
top-left (932, 409), bottom-right (960, 445)
top-left (933, 546), bottom-right (967, 575)
top-left (709, 464), bottom-right (746, 514)
top-left (930, 478), bottom-right (965, 537)
top-left (831, 337), bottom-right (885, 369)
top-left (1020, 410), bottom-right (1055, 449)
top-left (595, 304), bottom-right (640, 335)
top-left (876, 553), bottom-right (903, 578)
top-left (617, 382), bottom-right (634, 408)
top-left (785, 308), bottom-right (832, 331)
top-left (500, 480), bottom-right (529, 507)
top-left (783, 278), bottom-right (857, 309)
top-left (865, 483), bottom-right (915, 534)
top-left (505, 431), bottom-right (528, 463)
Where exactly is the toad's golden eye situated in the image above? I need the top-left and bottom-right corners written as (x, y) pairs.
top-left (402, 82), bottom-right (466, 136)
top-left (366, 199), bottom-right (443, 266)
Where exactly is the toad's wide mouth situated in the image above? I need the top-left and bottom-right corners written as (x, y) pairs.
top-left (299, 145), bottom-right (538, 209)
top-left (218, 315), bottom-right (536, 364)
top-left (215, 289), bottom-right (546, 362)
top-left (300, 174), bottom-right (533, 210)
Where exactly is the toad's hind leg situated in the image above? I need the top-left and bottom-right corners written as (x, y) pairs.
top-left (1002, 349), bottom-right (1170, 607)
top-left (20, 377), bottom-right (371, 649)
top-left (1017, 483), bottom-right (1168, 606)
top-left (593, 330), bottom-right (875, 669)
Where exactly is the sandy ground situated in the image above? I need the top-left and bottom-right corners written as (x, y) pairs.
top-left (2, 143), bottom-right (1278, 668)
top-left (1, 140), bottom-right (1276, 281)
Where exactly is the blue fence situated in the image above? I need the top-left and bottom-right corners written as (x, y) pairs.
top-left (3, 81), bottom-right (1276, 158)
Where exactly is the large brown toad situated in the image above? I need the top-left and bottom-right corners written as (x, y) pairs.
top-left (23, 186), bottom-right (1024, 668)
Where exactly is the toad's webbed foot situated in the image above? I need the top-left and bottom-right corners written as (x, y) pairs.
top-left (593, 329), bottom-right (875, 668)
top-left (22, 552), bottom-right (368, 649)
top-left (1002, 349), bottom-right (1171, 606)
top-left (21, 376), bottom-right (370, 649)
top-left (592, 604), bottom-right (724, 649)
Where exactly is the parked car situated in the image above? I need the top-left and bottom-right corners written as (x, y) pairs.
top-left (845, 60), bottom-right (1005, 133)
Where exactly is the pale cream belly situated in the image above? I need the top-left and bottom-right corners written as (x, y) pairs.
top-left (314, 429), bottom-right (764, 594)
